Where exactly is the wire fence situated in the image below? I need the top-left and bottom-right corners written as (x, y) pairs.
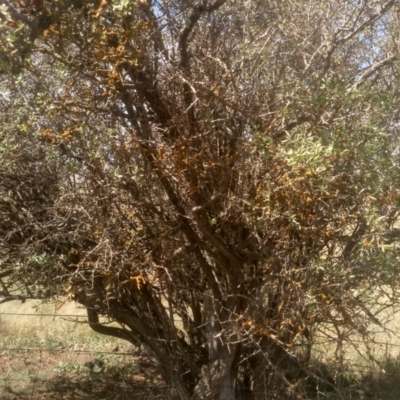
top-left (1, 349), bottom-right (131, 399)
top-left (1, 311), bottom-right (400, 399)
top-left (0, 311), bottom-right (171, 399)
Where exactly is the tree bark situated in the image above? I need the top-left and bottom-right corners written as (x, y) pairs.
top-left (253, 361), bottom-right (268, 400)
top-left (217, 371), bottom-right (235, 400)
top-left (192, 290), bottom-right (237, 400)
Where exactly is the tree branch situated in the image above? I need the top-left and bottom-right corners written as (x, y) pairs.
top-left (383, 228), bottom-right (400, 241)
top-left (0, 295), bottom-right (46, 305)
top-left (0, 267), bottom-right (13, 279)
top-left (178, 0), bottom-right (228, 130)
top-left (338, 0), bottom-right (396, 45)
top-left (86, 307), bottom-right (140, 346)
top-left (179, 0), bottom-right (228, 71)
top-left (351, 55), bottom-right (397, 90)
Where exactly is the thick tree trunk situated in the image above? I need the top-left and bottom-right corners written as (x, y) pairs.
top-left (193, 352), bottom-right (237, 400)
top-left (192, 290), bottom-right (237, 400)
top-left (253, 366), bottom-right (268, 400)
top-left (216, 371), bottom-right (235, 400)
top-left (84, 305), bottom-right (193, 400)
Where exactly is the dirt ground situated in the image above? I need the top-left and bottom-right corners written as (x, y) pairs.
top-left (0, 300), bottom-right (171, 400)
top-left (2, 298), bottom-right (400, 399)
top-left (0, 347), bottom-right (171, 400)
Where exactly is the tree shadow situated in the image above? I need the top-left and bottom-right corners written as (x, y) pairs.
top-left (0, 358), bottom-right (171, 400)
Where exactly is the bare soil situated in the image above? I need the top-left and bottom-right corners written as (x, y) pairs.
top-left (0, 349), bottom-right (170, 400)
top-left (0, 300), bottom-right (171, 400)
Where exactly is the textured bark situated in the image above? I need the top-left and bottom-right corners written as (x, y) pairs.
top-left (253, 361), bottom-right (268, 400)
top-left (86, 306), bottom-right (192, 400)
top-left (193, 349), bottom-right (236, 400)
top-left (191, 290), bottom-right (237, 400)
top-left (217, 371), bottom-right (235, 400)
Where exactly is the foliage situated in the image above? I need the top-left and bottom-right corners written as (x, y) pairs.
top-left (1, 0), bottom-right (400, 399)
top-left (361, 354), bottom-right (400, 399)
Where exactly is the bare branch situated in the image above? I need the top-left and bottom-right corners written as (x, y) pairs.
top-left (351, 55), bottom-right (398, 90)
top-left (0, 267), bottom-right (13, 279)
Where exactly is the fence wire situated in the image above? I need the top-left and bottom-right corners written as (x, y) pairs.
top-left (0, 311), bottom-right (172, 399)
top-left (1, 311), bottom-right (400, 399)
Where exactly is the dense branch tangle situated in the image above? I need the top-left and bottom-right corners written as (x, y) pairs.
top-left (2, 1), bottom-right (400, 399)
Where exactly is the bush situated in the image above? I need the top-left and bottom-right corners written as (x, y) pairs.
top-left (361, 354), bottom-right (400, 399)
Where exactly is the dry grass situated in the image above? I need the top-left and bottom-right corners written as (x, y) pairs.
top-left (0, 299), bottom-right (129, 351)
top-left (2, 299), bottom-right (400, 399)
top-left (312, 296), bottom-right (400, 370)
top-left (0, 300), bottom-right (172, 400)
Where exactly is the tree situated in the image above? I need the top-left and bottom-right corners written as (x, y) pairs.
top-left (2, 0), bottom-right (400, 398)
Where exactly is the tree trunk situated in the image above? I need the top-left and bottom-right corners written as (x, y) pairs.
top-left (253, 362), bottom-right (268, 400)
top-left (216, 370), bottom-right (235, 400)
top-left (192, 290), bottom-right (237, 399)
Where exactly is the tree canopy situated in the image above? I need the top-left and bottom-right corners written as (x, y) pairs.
top-left (2, 0), bottom-right (400, 398)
